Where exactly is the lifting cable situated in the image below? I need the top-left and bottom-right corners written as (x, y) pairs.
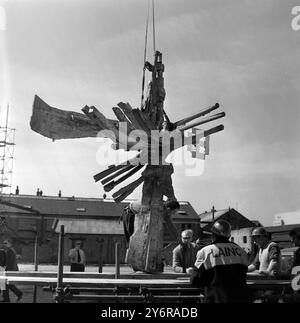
top-left (152, 0), bottom-right (156, 54)
top-left (140, 0), bottom-right (156, 109)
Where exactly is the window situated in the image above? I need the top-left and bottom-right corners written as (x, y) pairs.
top-left (76, 208), bottom-right (86, 212)
top-left (243, 236), bottom-right (247, 244)
top-left (230, 237), bottom-right (234, 242)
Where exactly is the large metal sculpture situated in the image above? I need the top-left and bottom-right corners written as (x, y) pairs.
top-left (30, 50), bottom-right (225, 273)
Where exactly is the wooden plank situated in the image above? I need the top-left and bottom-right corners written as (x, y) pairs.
top-left (112, 176), bottom-right (144, 198)
top-left (180, 112), bottom-right (225, 132)
top-left (81, 105), bottom-right (118, 141)
top-left (113, 177), bottom-right (145, 203)
top-left (112, 107), bottom-right (131, 124)
top-left (94, 165), bottom-right (127, 182)
top-left (104, 165), bottom-right (144, 192)
top-left (1, 275), bottom-right (293, 292)
top-left (2, 276), bottom-right (191, 287)
top-left (112, 106), bottom-right (135, 133)
top-left (133, 108), bottom-right (155, 131)
top-left (174, 103), bottom-right (220, 127)
top-left (101, 165), bottom-right (134, 185)
top-left (30, 95), bottom-right (102, 140)
top-left (131, 108), bottom-right (151, 134)
top-left (117, 102), bottom-right (146, 131)
top-left (203, 124), bottom-right (224, 137)
top-left (68, 294), bottom-right (203, 302)
top-left (94, 152), bottom-right (145, 183)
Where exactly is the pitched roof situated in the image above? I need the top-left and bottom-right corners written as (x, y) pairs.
top-left (199, 208), bottom-right (256, 231)
top-left (0, 194), bottom-right (198, 221)
top-left (199, 209), bottom-right (228, 223)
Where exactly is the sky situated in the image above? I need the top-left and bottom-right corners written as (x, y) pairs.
top-left (0, 0), bottom-right (299, 226)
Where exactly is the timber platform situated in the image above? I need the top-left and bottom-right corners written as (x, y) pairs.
top-left (0, 271), bottom-right (298, 303)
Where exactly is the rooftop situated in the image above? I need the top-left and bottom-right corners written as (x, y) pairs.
top-left (0, 194), bottom-right (199, 220)
top-left (199, 208), bottom-right (256, 230)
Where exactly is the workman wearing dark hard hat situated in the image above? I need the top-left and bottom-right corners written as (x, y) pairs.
top-left (190, 219), bottom-right (250, 303)
top-left (248, 226), bottom-right (281, 276)
top-left (289, 228), bottom-right (300, 268)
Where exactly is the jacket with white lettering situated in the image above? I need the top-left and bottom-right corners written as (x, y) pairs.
top-left (190, 238), bottom-right (250, 303)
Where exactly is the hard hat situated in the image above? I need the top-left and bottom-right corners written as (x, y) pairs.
top-left (251, 227), bottom-right (268, 237)
top-left (211, 219), bottom-right (231, 238)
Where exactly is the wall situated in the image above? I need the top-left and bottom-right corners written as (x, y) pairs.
top-left (230, 227), bottom-right (253, 254)
top-left (2, 214), bottom-right (200, 265)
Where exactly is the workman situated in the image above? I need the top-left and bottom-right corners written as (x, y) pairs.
top-left (172, 229), bottom-right (199, 273)
top-left (248, 227), bottom-right (281, 276)
top-left (190, 219), bottom-right (250, 303)
top-left (289, 228), bottom-right (300, 268)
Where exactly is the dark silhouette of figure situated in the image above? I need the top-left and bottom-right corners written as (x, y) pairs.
top-left (1, 239), bottom-right (23, 303)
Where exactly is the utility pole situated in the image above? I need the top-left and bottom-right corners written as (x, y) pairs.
top-left (33, 233), bottom-right (39, 303)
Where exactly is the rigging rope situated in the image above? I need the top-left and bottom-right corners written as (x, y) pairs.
top-left (140, 0), bottom-right (156, 109)
top-left (152, 0), bottom-right (156, 54)
top-left (140, 0), bottom-right (150, 108)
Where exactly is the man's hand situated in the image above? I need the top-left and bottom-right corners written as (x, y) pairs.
top-left (259, 270), bottom-right (272, 276)
top-left (248, 264), bottom-right (256, 272)
top-left (186, 267), bottom-right (195, 275)
top-left (258, 270), bottom-right (267, 275)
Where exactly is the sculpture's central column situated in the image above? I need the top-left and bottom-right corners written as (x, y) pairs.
top-left (125, 166), bottom-right (165, 273)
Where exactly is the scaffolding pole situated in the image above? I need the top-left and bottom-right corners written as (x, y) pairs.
top-left (0, 104), bottom-right (16, 196)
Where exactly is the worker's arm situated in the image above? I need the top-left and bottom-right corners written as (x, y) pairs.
top-left (260, 245), bottom-right (280, 276)
top-left (190, 249), bottom-right (209, 287)
top-left (261, 259), bottom-right (278, 276)
top-left (172, 247), bottom-right (184, 273)
top-left (248, 253), bottom-right (259, 272)
top-left (68, 249), bottom-right (75, 262)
